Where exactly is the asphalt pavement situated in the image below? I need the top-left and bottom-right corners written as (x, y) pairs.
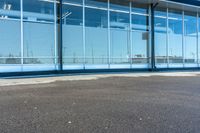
top-left (0, 73), bottom-right (200, 133)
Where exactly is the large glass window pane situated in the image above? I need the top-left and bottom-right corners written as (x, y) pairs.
top-left (0, 0), bottom-right (20, 19)
top-left (85, 8), bottom-right (108, 64)
top-left (155, 8), bottom-right (167, 64)
top-left (110, 0), bottom-right (129, 11)
top-left (184, 12), bottom-right (197, 64)
top-left (23, 0), bottom-right (55, 64)
top-left (23, 22), bottom-right (55, 64)
top-left (131, 3), bottom-right (148, 14)
top-left (132, 31), bottom-right (149, 64)
top-left (110, 11), bottom-right (129, 30)
top-left (132, 14), bottom-right (148, 31)
top-left (85, 0), bottom-right (108, 8)
top-left (110, 11), bottom-right (130, 64)
top-left (131, 4), bottom-right (149, 31)
top-left (168, 9), bottom-right (183, 64)
top-left (23, 0), bottom-right (54, 22)
top-left (110, 30), bottom-right (130, 64)
top-left (62, 5), bottom-right (83, 65)
top-left (0, 20), bottom-right (21, 64)
top-left (131, 4), bottom-right (149, 66)
top-left (0, 0), bottom-right (21, 64)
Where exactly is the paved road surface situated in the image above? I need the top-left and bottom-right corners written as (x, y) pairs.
top-left (0, 73), bottom-right (200, 133)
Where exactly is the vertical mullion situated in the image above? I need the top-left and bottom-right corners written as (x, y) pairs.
top-left (108, 0), bottom-right (111, 68)
top-left (20, 0), bottom-right (23, 71)
top-left (197, 12), bottom-right (199, 67)
top-left (167, 8), bottom-right (169, 68)
top-left (150, 4), bottom-right (155, 70)
top-left (149, 5), bottom-right (152, 69)
top-left (59, 0), bottom-right (63, 71)
top-left (83, 0), bottom-right (86, 69)
top-left (54, 0), bottom-right (57, 70)
top-left (129, 2), bottom-right (132, 68)
top-left (182, 10), bottom-right (185, 67)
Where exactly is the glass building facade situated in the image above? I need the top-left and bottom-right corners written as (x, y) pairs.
top-left (0, 0), bottom-right (200, 73)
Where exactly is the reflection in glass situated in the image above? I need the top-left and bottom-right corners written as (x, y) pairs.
top-left (63, 0), bottom-right (83, 5)
top-left (0, 0), bottom-right (21, 64)
top-left (0, 58), bottom-right (20, 64)
top-left (131, 3), bottom-right (148, 14)
top-left (110, 10), bottom-right (130, 64)
top-left (110, 29), bottom-right (130, 64)
top-left (62, 5), bottom-right (83, 64)
top-left (23, 58), bottom-right (54, 64)
top-left (131, 4), bottom-right (149, 65)
top-left (85, 8), bottom-right (108, 64)
top-left (110, 0), bottom-right (129, 11)
top-left (184, 12), bottom-right (197, 64)
top-left (168, 9), bottom-right (183, 64)
top-left (131, 3), bottom-right (149, 31)
top-left (110, 11), bottom-right (129, 30)
top-left (132, 14), bottom-right (148, 31)
top-left (23, 0), bottom-right (54, 22)
top-left (23, 22), bottom-right (55, 64)
top-left (155, 9), bottom-right (167, 64)
top-left (132, 31), bottom-right (149, 64)
top-left (0, 20), bottom-right (21, 64)
top-left (0, 0), bottom-right (20, 19)
top-left (0, 20), bottom-right (21, 57)
top-left (85, 0), bottom-right (108, 8)
top-left (23, 0), bottom-right (55, 65)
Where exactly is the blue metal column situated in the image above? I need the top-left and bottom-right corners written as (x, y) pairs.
top-left (151, 2), bottom-right (159, 71)
top-left (58, 0), bottom-right (63, 71)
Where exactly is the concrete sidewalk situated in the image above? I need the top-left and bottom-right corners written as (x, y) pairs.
top-left (0, 71), bottom-right (200, 87)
